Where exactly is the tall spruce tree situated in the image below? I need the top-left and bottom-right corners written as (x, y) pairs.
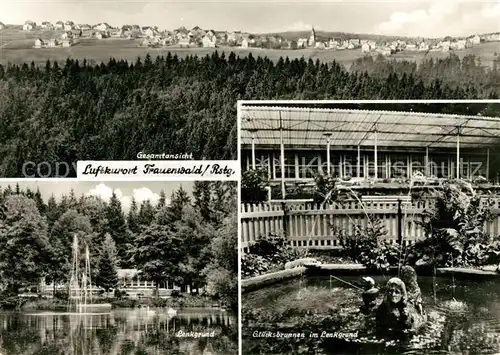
top-left (106, 191), bottom-right (129, 267)
top-left (0, 195), bottom-right (50, 294)
top-left (127, 197), bottom-right (140, 234)
top-left (96, 234), bottom-right (119, 293)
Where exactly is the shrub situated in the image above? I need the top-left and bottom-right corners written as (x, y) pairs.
top-left (114, 289), bottom-right (128, 299)
top-left (410, 182), bottom-right (496, 267)
top-left (111, 299), bottom-right (137, 308)
top-left (248, 233), bottom-right (305, 264)
top-left (313, 174), bottom-right (337, 204)
top-left (458, 239), bottom-right (500, 267)
top-left (241, 253), bottom-right (273, 278)
top-left (150, 294), bottom-right (213, 308)
top-left (247, 233), bottom-right (288, 259)
top-left (0, 294), bottom-right (22, 309)
top-left (241, 168), bottom-right (268, 203)
top-left (54, 291), bottom-right (69, 300)
top-left (21, 298), bottom-right (67, 311)
top-left (339, 217), bottom-right (402, 271)
top-left (243, 233), bottom-right (306, 278)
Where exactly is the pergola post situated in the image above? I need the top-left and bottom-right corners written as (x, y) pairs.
top-left (251, 130), bottom-right (256, 169)
top-left (425, 147), bottom-right (429, 177)
top-left (295, 154), bottom-right (299, 179)
top-left (357, 145), bottom-right (361, 178)
top-left (374, 129), bottom-right (378, 179)
top-left (340, 155), bottom-right (343, 178)
top-left (456, 127), bottom-right (460, 180)
top-left (279, 112), bottom-right (286, 199)
top-left (385, 155), bottom-right (389, 178)
top-left (324, 133), bottom-right (332, 176)
top-left (486, 148), bottom-right (490, 181)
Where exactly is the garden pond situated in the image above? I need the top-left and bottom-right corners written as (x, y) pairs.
top-left (242, 275), bottom-right (500, 354)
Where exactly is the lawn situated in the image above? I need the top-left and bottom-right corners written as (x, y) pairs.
top-left (1, 28), bottom-right (499, 68)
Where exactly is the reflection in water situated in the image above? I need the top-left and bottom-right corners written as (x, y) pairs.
top-left (0, 308), bottom-right (237, 355)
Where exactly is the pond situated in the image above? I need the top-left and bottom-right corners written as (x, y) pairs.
top-left (242, 275), bottom-right (500, 355)
top-left (0, 307), bottom-right (237, 355)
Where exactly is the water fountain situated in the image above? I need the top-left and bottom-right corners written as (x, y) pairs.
top-left (68, 234), bottom-right (112, 313)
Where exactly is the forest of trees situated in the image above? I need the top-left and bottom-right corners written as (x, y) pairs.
top-left (0, 52), bottom-right (498, 177)
top-left (0, 181), bottom-right (238, 311)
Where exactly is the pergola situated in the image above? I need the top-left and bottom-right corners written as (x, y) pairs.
top-left (240, 105), bottom-right (500, 198)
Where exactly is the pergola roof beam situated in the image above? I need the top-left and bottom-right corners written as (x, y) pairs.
top-left (243, 117), bottom-right (500, 133)
top-left (240, 106), bottom-right (500, 150)
top-left (242, 127), bottom-right (494, 139)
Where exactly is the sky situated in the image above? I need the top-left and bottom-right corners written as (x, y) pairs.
top-left (1, 1), bottom-right (499, 38)
top-left (0, 181), bottom-right (194, 212)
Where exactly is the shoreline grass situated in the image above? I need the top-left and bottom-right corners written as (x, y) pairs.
top-left (0, 294), bottom-right (222, 311)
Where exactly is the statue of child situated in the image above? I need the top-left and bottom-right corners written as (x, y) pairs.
top-left (360, 276), bottom-right (379, 314)
top-left (375, 277), bottom-right (415, 340)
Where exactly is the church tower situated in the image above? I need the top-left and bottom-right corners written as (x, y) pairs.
top-left (308, 26), bottom-right (316, 47)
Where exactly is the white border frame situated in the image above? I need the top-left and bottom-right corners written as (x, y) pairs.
top-left (237, 100), bottom-right (243, 355)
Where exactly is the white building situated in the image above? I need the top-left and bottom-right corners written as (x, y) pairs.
top-left (328, 39), bottom-right (339, 49)
top-left (241, 38), bottom-right (249, 48)
top-left (94, 23), bottom-right (111, 32)
top-left (441, 41), bottom-right (451, 52)
top-left (23, 21), bottom-right (36, 31)
top-left (47, 39), bottom-right (58, 47)
top-left (34, 38), bottom-right (44, 48)
top-left (62, 39), bottom-right (73, 47)
top-left (61, 31), bottom-right (73, 40)
top-left (419, 41), bottom-right (429, 51)
top-left (178, 38), bottom-right (192, 47)
top-left (470, 35), bottom-right (481, 45)
top-left (361, 42), bottom-right (371, 53)
top-left (297, 38), bottom-right (308, 48)
top-left (315, 42), bottom-right (326, 49)
top-left (64, 21), bottom-right (74, 31)
top-left (41, 21), bottom-right (53, 29)
top-left (202, 35), bottom-right (216, 48)
top-left (451, 40), bottom-right (466, 50)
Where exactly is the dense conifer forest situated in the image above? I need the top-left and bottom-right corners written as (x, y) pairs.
top-left (0, 181), bottom-right (238, 311)
top-left (0, 51), bottom-right (498, 177)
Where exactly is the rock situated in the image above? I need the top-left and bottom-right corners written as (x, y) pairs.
top-left (480, 265), bottom-right (498, 272)
top-left (285, 258), bottom-right (321, 269)
top-left (415, 258), bottom-right (430, 267)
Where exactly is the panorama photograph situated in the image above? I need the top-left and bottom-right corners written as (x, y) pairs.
top-left (0, 1), bottom-right (499, 177)
top-left (240, 101), bottom-right (500, 354)
top-left (0, 180), bottom-right (237, 355)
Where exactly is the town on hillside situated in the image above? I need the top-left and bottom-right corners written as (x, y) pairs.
top-left (1, 20), bottom-right (499, 56)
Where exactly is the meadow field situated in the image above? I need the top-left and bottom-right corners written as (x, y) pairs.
top-left (0, 27), bottom-right (499, 68)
